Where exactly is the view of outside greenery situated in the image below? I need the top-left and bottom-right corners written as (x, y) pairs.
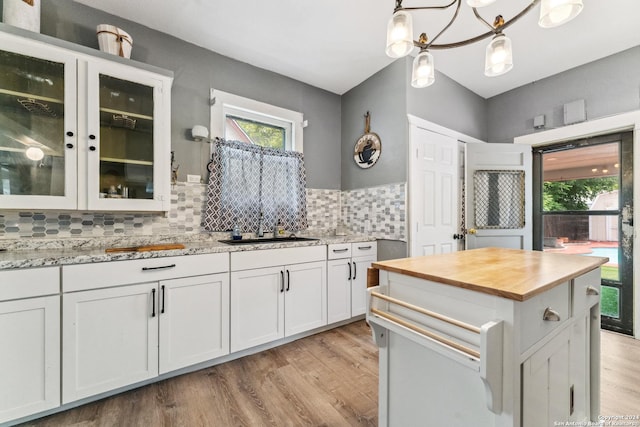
top-left (230, 116), bottom-right (285, 150)
top-left (543, 177), bottom-right (618, 211)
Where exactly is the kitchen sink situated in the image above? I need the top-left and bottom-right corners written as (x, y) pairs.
top-left (218, 236), bottom-right (319, 245)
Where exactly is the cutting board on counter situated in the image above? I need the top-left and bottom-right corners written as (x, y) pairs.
top-left (105, 244), bottom-right (186, 253)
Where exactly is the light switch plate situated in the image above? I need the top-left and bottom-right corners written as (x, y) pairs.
top-left (187, 174), bottom-right (201, 183)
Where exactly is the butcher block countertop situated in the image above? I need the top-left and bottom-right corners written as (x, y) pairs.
top-left (372, 247), bottom-right (608, 301)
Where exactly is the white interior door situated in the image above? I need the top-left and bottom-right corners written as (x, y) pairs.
top-left (409, 125), bottom-right (459, 256)
top-left (465, 143), bottom-right (532, 250)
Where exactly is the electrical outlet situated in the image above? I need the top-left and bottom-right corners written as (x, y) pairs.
top-left (187, 174), bottom-right (201, 183)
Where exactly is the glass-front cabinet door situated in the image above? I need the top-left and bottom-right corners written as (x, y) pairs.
top-left (0, 38), bottom-right (78, 209)
top-left (85, 60), bottom-right (169, 211)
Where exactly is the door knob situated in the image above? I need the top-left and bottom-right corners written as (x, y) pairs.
top-left (467, 228), bottom-right (477, 235)
top-left (453, 234), bottom-right (465, 240)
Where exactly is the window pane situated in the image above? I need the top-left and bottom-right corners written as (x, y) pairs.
top-left (542, 214), bottom-right (620, 282)
top-left (225, 115), bottom-right (285, 150)
top-left (0, 49), bottom-right (66, 196)
top-left (543, 143), bottom-right (619, 212)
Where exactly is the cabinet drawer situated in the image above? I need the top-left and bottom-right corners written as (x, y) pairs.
top-left (231, 246), bottom-right (326, 271)
top-left (572, 268), bottom-right (601, 315)
top-left (328, 244), bottom-right (351, 260)
top-left (352, 242), bottom-right (377, 258)
top-left (0, 267), bottom-right (60, 301)
top-left (520, 282), bottom-right (570, 352)
top-left (63, 253), bottom-right (229, 292)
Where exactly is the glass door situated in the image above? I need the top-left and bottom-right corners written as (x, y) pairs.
top-left (86, 60), bottom-right (164, 211)
top-left (534, 132), bottom-right (634, 335)
top-left (0, 40), bottom-right (77, 209)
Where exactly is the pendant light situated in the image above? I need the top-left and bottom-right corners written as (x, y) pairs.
top-left (385, 0), bottom-right (585, 87)
top-left (539, 0), bottom-right (583, 28)
top-left (385, 10), bottom-right (414, 58)
top-left (411, 48), bottom-right (435, 88)
top-left (485, 33), bottom-right (513, 77)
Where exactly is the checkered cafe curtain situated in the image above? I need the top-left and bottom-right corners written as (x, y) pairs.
top-left (203, 138), bottom-right (308, 232)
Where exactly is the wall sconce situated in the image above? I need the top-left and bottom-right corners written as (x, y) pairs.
top-left (191, 125), bottom-right (209, 142)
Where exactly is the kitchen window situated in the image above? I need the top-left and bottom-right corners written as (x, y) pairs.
top-left (209, 89), bottom-right (303, 152)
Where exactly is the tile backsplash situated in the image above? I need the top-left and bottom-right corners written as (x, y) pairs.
top-left (0, 182), bottom-right (406, 241)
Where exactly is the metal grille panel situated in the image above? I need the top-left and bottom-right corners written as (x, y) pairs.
top-left (473, 170), bottom-right (525, 229)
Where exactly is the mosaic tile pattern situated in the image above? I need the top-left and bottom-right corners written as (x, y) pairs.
top-left (342, 182), bottom-right (406, 241)
top-left (305, 188), bottom-right (340, 234)
top-left (0, 182), bottom-right (407, 242)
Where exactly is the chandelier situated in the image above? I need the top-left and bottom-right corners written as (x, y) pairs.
top-left (385, 0), bottom-right (584, 88)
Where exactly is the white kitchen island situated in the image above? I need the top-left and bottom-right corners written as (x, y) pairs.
top-left (367, 247), bottom-right (607, 427)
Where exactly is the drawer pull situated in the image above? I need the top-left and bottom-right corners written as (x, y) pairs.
top-left (543, 307), bottom-right (561, 322)
top-left (142, 264), bottom-right (176, 271)
top-left (586, 286), bottom-right (600, 296)
top-left (357, 245), bottom-right (372, 250)
top-left (332, 248), bottom-right (349, 253)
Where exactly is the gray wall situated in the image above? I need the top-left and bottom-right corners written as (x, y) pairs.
top-left (340, 59), bottom-right (408, 191)
top-left (407, 65), bottom-right (488, 143)
top-left (341, 57), bottom-right (488, 191)
top-left (26, 0), bottom-right (342, 189)
top-left (487, 46), bottom-right (640, 144)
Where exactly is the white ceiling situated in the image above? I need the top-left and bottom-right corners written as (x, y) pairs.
top-left (74, 0), bottom-right (640, 98)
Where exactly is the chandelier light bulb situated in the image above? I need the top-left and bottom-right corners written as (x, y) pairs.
top-left (385, 10), bottom-right (414, 58)
top-left (411, 50), bottom-right (435, 88)
top-left (466, 0), bottom-right (498, 7)
top-left (485, 34), bottom-right (513, 77)
top-left (539, 0), bottom-right (583, 28)
top-left (25, 146), bottom-right (45, 161)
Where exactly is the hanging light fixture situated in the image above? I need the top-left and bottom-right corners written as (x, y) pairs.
top-left (385, 0), bottom-right (584, 87)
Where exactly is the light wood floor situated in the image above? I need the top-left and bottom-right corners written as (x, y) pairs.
top-left (19, 323), bottom-right (640, 426)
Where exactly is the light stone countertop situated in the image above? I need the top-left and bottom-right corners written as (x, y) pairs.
top-left (0, 234), bottom-right (377, 271)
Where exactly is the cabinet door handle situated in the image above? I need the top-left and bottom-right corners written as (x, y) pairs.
top-left (142, 264), bottom-right (176, 271)
top-left (151, 288), bottom-right (156, 318)
top-left (286, 270), bottom-right (290, 291)
top-left (543, 307), bottom-right (561, 321)
top-left (161, 285), bottom-right (166, 314)
top-left (348, 262), bottom-right (352, 281)
top-left (352, 262), bottom-right (357, 280)
top-left (89, 146), bottom-right (96, 151)
top-left (280, 271), bottom-right (284, 292)
top-left (66, 131), bottom-right (74, 137)
top-left (66, 143), bottom-right (74, 149)
top-left (586, 286), bottom-right (600, 296)
top-left (357, 245), bottom-right (372, 250)
top-left (89, 134), bottom-right (96, 140)
top-left (333, 248), bottom-right (349, 253)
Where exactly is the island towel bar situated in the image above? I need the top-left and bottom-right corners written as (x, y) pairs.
top-left (370, 291), bottom-right (481, 334)
top-left (370, 307), bottom-right (480, 358)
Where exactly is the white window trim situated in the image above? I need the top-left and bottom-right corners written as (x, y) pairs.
top-left (209, 88), bottom-right (304, 153)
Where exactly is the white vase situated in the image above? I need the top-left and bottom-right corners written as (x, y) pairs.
top-left (3, 0), bottom-right (41, 33)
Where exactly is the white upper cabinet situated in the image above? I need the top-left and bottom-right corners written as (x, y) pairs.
top-left (0, 29), bottom-right (173, 211)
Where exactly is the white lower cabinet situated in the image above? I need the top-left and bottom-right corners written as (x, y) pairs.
top-left (62, 282), bottom-right (158, 403)
top-left (159, 274), bottom-right (229, 374)
top-left (230, 246), bottom-right (327, 353)
top-left (327, 242), bottom-right (377, 322)
top-left (62, 253), bottom-right (229, 403)
top-left (0, 267), bottom-right (60, 423)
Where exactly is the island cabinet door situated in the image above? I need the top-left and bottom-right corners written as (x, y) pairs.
top-left (230, 267), bottom-right (285, 353)
top-left (62, 282), bottom-right (159, 403)
top-left (522, 326), bottom-right (575, 426)
top-left (159, 273), bottom-right (230, 374)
